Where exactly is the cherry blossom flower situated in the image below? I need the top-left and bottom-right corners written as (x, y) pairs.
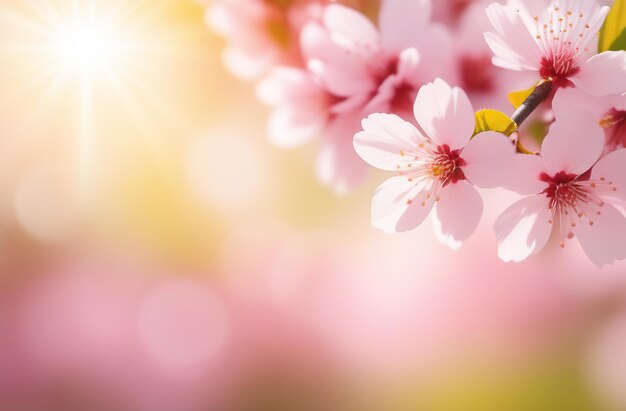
top-left (494, 110), bottom-right (626, 267)
top-left (484, 0), bottom-right (626, 96)
top-left (354, 78), bottom-right (516, 249)
top-left (260, 0), bottom-right (457, 193)
top-left (302, 0), bottom-right (456, 117)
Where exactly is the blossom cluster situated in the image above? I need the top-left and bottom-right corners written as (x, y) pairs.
top-left (203, 0), bottom-right (626, 267)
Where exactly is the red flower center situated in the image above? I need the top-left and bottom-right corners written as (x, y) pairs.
top-left (539, 54), bottom-right (580, 89)
top-left (430, 144), bottom-right (466, 186)
top-left (541, 171), bottom-right (579, 208)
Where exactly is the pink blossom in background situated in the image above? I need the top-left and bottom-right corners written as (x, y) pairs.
top-left (553, 88), bottom-right (626, 153)
top-left (0, 257), bottom-right (347, 411)
top-left (354, 78), bottom-right (515, 248)
top-left (202, 0), bottom-right (379, 80)
top-left (454, 0), bottom-right (537, 111)
top-left (485, 0), bottom-right (626, 99)
top-left (260, 0), bottom-right (457, 193)
top-left (257, 66), bottom-right (336, 148)
top-left (432, 0), bottom-right (477, 26)
top-left (201, 0), bottom-right (323, 79)
top-left (495, 110), bottom-right (626, 266)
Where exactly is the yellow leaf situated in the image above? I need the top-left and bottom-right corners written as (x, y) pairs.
top-left (474, 109), bottom-right (518, 137)
top-left (599, 0), bottom-right (626, 52)
top-left (507, 84), bottom-right (536, 109)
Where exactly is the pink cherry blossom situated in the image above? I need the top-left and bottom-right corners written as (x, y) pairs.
top-left (495, 110), bottom-right (626, 267)
top-left (484, 0), bottom-right (626, 96)
top-left (260, 1), bottom-right (457, 193)
top-left (553, 88), bottom-right (626, 153)
top-left (302, 0), bottom-right (456, 117)
top-left (354, 78), bottom-right (516, 249)
top-left (201, 0), bottom-right (324, 79)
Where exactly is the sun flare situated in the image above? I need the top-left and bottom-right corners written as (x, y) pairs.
top-left (0, 0), bottom-right (202, 206)
top-left (54, 22), bottom-right (119, 74)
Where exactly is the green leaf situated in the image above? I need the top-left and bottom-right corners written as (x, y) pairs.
top-left (599, 0), bottom-right (626, 52)
top-left (609, 27), bottom-right (626, 51)
top-left (474, 109), bottom-right (518, 137)
top-left (508, 84), bottom-right (536, 109)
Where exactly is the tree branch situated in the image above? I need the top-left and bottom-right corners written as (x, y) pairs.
top-left (511, 80), bottom-right (553, 127)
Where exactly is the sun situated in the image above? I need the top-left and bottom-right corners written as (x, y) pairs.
top-left (54, 22), bottom-right (119, 74)
top-left (0, 0), bottom-right (202, 204)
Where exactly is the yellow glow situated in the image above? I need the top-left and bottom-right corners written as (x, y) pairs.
top-left (54, 23), bottom-right (118, 74)
top-left (0, 0), bottom-right (194, 204)
top-left (0, 0), bottom-right (222, 248)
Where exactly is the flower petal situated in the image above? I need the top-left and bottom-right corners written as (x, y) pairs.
top-left (499, 154), bottom-right (547, 196)
top-left (575, 202), bottom-right (626, 267)
top-left (461, 131), bottom-right (516, 188)
top-left (223, 46), bottom-right (276, 80)
top-left (413, 78), bottom-right (474, 150)
top-left (354, 113), bottom-right (427, 171)
top-left (257, 68), bottom-right (329, 147)
top-left (494, 195), bottom-right (553, 263)
top-left (256, 67), bottom-right (318, 105)
top-left (317, 115), bottom-right (368, 194)
top-left (379, 0), bottom-right (431, 52)
top-left (433, 181), bottom-right (483, 250)
top-left (323, 4), bottom-right (380, 51)
top-left (572, 51), bottom-right (626, 96)
top-left (300, 23), bottom-right (374, 97)
top-left (552, 87), bottom-right (617, 120)
top-left (591, 148), bottom-right (626, 203)
top-left (266, 106), bottom-right (327, 148)
top-left (484, 3), bottom-right (542, 71)
top-left (541, 110), bottom-right (604, 176)
top-left (371, 176), bottom-right (434, 233)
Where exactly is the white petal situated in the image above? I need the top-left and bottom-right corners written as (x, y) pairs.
top-left (433, 181), bottom-right (483, 250)
top-left (413, 78), bottom-right (474, 150)
top-left (323, 4), bottom-right (380, 52)
top-left (572, 51), bottom-right (626, 96)
top-left (576, 203), bottom-right (626, 267)
top-left (461, 131), bottom-right (516, 188)
top-left (541, 110), bottom-right (604, 176)
top-left (354, 113), bottom-right (427, 171)
top-left (484, 3), bottom-right (542, 71)
top-left (371, 176), bottom-right (434, 234)
top-left (494, 195), bottom-right (553, 263)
